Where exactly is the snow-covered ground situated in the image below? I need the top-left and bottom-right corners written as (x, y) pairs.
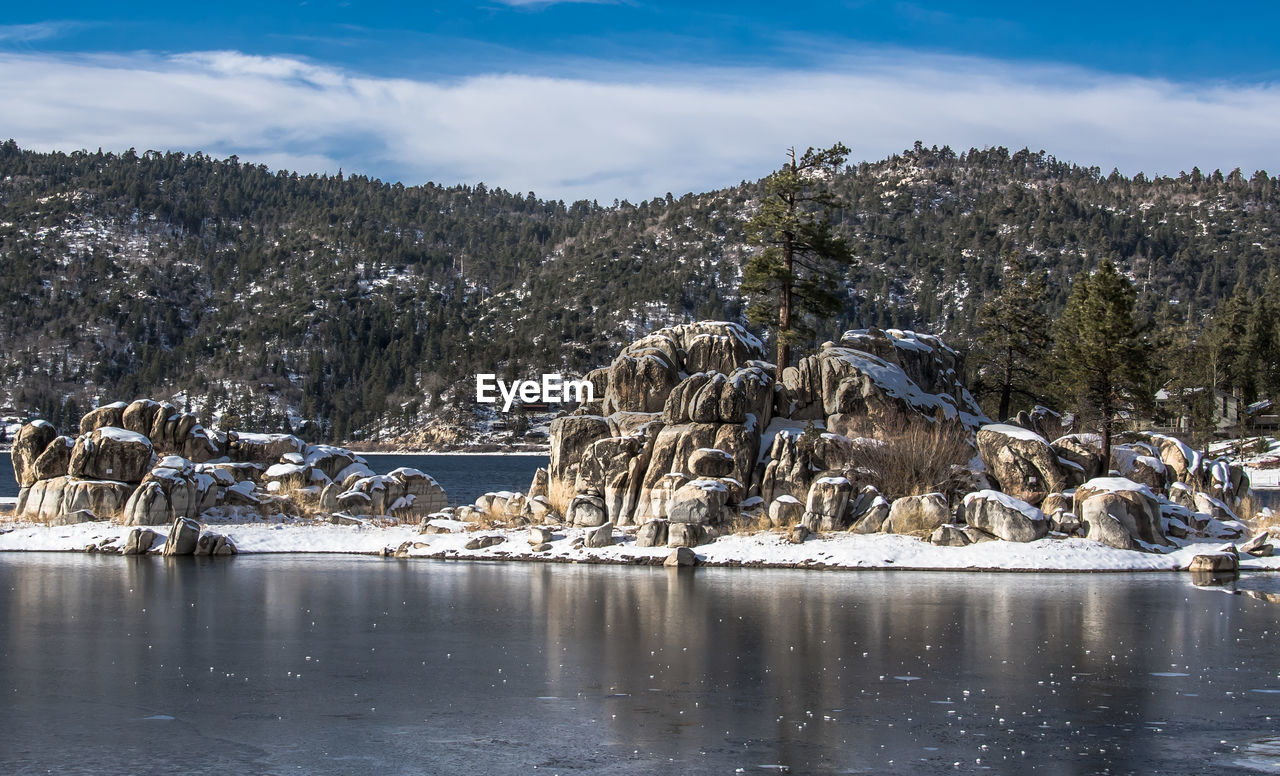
top-left (1, 518), bottom-right (1274, 572)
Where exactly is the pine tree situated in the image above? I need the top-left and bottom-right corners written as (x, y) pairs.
top-left (1203, 284), bottom-right (1251, 399)
top-left (1154, 307), bottom-right (1216, 447)
top-left (1050, 259), bottom-right (1151, 468)
top-left (742, 143), bottom-right (854, 371)
top-left (1242, 290), bottom-right (1278, 404)
top-left (972, 254), bottom-right (1052, 420)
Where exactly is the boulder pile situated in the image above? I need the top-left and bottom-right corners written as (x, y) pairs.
top-left (509, 321), bottom-right (1252, 554)
top-left (10, 399), bottom-right (449, 552)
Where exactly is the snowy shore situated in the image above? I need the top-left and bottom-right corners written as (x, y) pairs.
top-left (1, 517), bottom-right (1275, 573)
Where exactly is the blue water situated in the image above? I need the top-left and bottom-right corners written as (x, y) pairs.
top-left (0, 456), bottom-right (12, 499)
top-left (362, 453), bottom-right (546, 506)
top-left (0, 453), bottom-right (546, 506)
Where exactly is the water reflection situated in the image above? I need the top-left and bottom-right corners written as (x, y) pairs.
top-left (1194, 571), bottom-right (1280, 607)
top-left (1, 556), bottom-right (1278, 774)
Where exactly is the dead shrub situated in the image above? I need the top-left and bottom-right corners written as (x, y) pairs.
top-left (844, 418), bottom-right (976, 501)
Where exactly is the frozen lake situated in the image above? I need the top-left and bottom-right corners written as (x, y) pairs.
top-left (2, 555), bottom-right (1279, 774)
top-left (0, 453), bottom-right (547, 506)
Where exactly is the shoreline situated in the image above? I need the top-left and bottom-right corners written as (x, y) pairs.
top-left (1, 519), bottom-right (1273, 574)
top-left (352, 449), bottom-right (549, 457)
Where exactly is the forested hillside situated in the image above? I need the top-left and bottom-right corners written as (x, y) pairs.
top-left (1, 139), bottom-right (1276, 444)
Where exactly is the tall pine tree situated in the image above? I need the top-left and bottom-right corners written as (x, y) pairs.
top-left (1050, 259), bottom-right (1151, 468)
top-left (972, 254), bottom-right (1052, 421)
top-left (742, 143), bottom-right (854, 372)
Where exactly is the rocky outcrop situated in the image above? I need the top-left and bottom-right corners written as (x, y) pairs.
top-left (1074, 477), bottom-right (1170, 551)
top-left (335, 468), bottom-right (448, 520)
top-left (79, 402), bottom-right (128, 435)
top-left (122, 527), bottom-right (159, 555)
top-left (194, 532), bottom-right (237, 556)
top-left (1188, 546), bottom-right (1239, 574)
top-left (585, 522), bottom-right (616, 548)
top-left (759, 428), bottom-right (816, 505)
top-left (977, 424), bottom-right (1070, 506)
top-left (847, 487), bottom-right (890, 533)
top-left (767, 495), bottom-right (804, 529)
top-left (18, 476), bottom-right (133, 523)
top-left (11, 401), bottom-right (446, 528)
top-left (602, 346), bottom-right (679, 414)
top-left (11, 420), bottom-right (59, 486)
top-left (1110, 444), bottom-right (1169, 491)
top-left (162, 517), bottom-right (202, 556)
top-left (567, 494), bottom-right (607, 527)
top-left (545, 322), bottom-right (991, 543)
top-left (667, 522), bottom-right (709, 548)
top-left (549, 415), bottom-right (613, 491)
top-left (636, 519), bottom-right (669, 547)
top-left (668, 480), bottom-right (729, 525)
top-left (802, 476), bottom-right (853, 532)
top-left (930, 524), bottom-right (972, 546)
top-left (689, 447), bottom-right (735, 478)
top-left (577, 430), bottom-right (657, 525)
top-left (1010, 406), bottom-right (1065, 444)
top-left (1051, 434), bottom-right (1104, 481)
top-left (121, 400), bottom-right (219, 462)
top-left (69, 427), bottom-right (153, 484)
top-left (962, 490), bottom-right (1049, 543)
top-left (121, 457), bottom-right (217, 527)
top-left (883, 493), bottom-right (949, 536)
top-left (30, 435), bottom-right (74, 481)
top-left (224, 431), bottom-right (304, 464)
top-left (783, 341), bottom-right (979, 435)
top-left (664, 547), bottom-right (698, 566)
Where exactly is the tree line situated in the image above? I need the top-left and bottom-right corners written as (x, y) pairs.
top-left (2, 138), bottom-right (1278, 442)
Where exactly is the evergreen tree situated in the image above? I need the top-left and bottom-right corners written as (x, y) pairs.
top-left (1153, 307), bottom-right (1216, 447)
top-left (1050, 259), bottom-right (1150, 467)
top-left (1202, 284), bottom-right (1252, 400)
top-left (1242, 289), bottom-right (1278, 403)
top-left (742, 143), bottom-right (854, 371)
top-left (972, 254), bottom-right (1052, 420)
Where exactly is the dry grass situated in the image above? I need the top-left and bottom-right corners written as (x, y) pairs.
top-left (843, 418), bottom-right (976, 501)
top-left (723, 506), bottom-right (775, 535)
top-left (277, 486), bottom-right (326, 522)
top-left (1240, 495), bottom-right (1279, 533)
top-left (546, 477), bottom-right (576, 519)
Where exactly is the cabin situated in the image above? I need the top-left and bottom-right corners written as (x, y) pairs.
top-left (1154, 388), bottom-right (1278, 435)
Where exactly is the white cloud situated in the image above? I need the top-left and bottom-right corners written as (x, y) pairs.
top-left (0, 22), bottom-right (80, 42)
top-left (0, 49), bottom-right (1277, 202)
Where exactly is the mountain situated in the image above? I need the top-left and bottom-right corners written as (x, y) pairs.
top-left (1, 139), bottom-right (1277, 444)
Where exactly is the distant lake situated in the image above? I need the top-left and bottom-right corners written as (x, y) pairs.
top-left (3, 556), bottom-right (1280, 775)
top-left (0, 453), bottom-right (546, 506)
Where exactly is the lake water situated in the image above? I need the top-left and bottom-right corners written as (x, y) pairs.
top-left (0, 453), bottom-right (547, 506)
top-left (2, 555), bottom-right (1279, 775)
top-left (359, 453), bottom-right (546, 506)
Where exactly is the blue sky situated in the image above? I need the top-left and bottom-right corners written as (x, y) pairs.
top-left (2, 2), bottom-right (1279, 200)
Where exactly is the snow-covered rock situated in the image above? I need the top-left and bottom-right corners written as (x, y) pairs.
top-left (884, 492), bottom-right (949, 536)
top-left (977, 424), bottom-right (1070, 506)
top-left (963, 490), bottom-right (1049, 543)
top-left (1074, 477), bottom-right (1170, 552)
top-left (69, 426), bottom-right (153, 484)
